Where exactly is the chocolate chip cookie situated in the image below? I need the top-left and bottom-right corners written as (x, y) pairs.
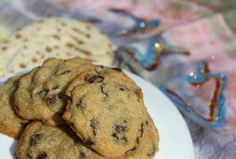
top-left (15, 57), bottom-right (95, 125)
top-left (0, 76), bottom-right (28, 138)
top-left (63, 67), bottom-right (150, 158)
top-left (14, 58), bottom-right (62, 125)
top-left (16, 121), bottom-right (157, 159)
top-left (15, 121), bottom-right (105, 159)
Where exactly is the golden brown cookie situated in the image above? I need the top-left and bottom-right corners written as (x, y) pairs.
top-left (15, 122), bottom-right (104, 159)
top-left (15, 57), bottom-right (95, 126)
top-left (63, 67), bottom-right (151, 158)
top-left (16, 121), bottom-right (157, 159)
top-left (0, 76), bottom-right (28, 139)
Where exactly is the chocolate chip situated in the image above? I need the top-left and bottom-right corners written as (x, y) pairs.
top-left (136, 137), bottom-right (139, 144)
top-left (120, 88), bottom-right (125, 91)
top-left (92, 131), bottom-right (96, 136)
top-left (115, 124), bottom-right (127, 133)
top-left (52, 85), bottom-right (59, 90)
top-left (84, 139), bottom-right (94, 145)
top-left (90, 119), bottom-right (99, 136)
top-left (112, 123), bottom-right (128, 144)
top-left (60, 70), bottom-right (71, 75)
top-left (90, 119), bottom-right (99, 129)
top-left (46, 96), bottom-right (57, 106)
top-left (65, 95), bottom-right (72, 103)
top-left (36, 152), bottom-right (47, 159)
top-left (26, 154), bottom-right (32, 159)
top-left (76, 99), bottom-right (86, 111)
top-left (112, 68), bottom-right (122, 72)
top-left (30, 133), bottom-right (42, 146)
top-left (112, 132), bottom-right (119, 140)
top-left (118, 85), bottom-right (129, 91)
top-left (58, 92), bottom-right (64, 99)
top-left (111, 134), bottom-right (128, 144)
top-left (125, 146), bottom-right (136, 154)
top-left (58, 93), bottom-right (69, 101)
top-left (136, 123), bottom-right (145, 144)
top-left (100, 84), bottom-right (108, 97)
top-left (85, 75), bottom-right (104, 83)
top-left (139, 123), bottom-right (144, 137)
top-left (79, 151), bottom-right (86, 158)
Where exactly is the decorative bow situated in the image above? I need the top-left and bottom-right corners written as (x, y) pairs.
top-left (109, 8), bottom-right (160, 36)
top-left (116, 33), bottom-right (189, 71)
top-left (160, 61), bottom-right (227, 127)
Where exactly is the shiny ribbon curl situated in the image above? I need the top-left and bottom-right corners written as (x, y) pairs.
top-left (160, 61), bottom-right (227, 127)
top-left (116, 34), bottom-right (190, 71)
top-left (109, 8), bottom-right (160, 36)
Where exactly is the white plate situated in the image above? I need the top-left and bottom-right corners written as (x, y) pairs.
top-left (0, 71), bottom-right (194, 159)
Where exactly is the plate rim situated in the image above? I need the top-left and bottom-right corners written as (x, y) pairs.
top-left (125, 70), bottom-right (194, 159)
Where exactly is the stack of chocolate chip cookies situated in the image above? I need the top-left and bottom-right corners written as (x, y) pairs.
top-left (0, 57), bottom-right (159, 159)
